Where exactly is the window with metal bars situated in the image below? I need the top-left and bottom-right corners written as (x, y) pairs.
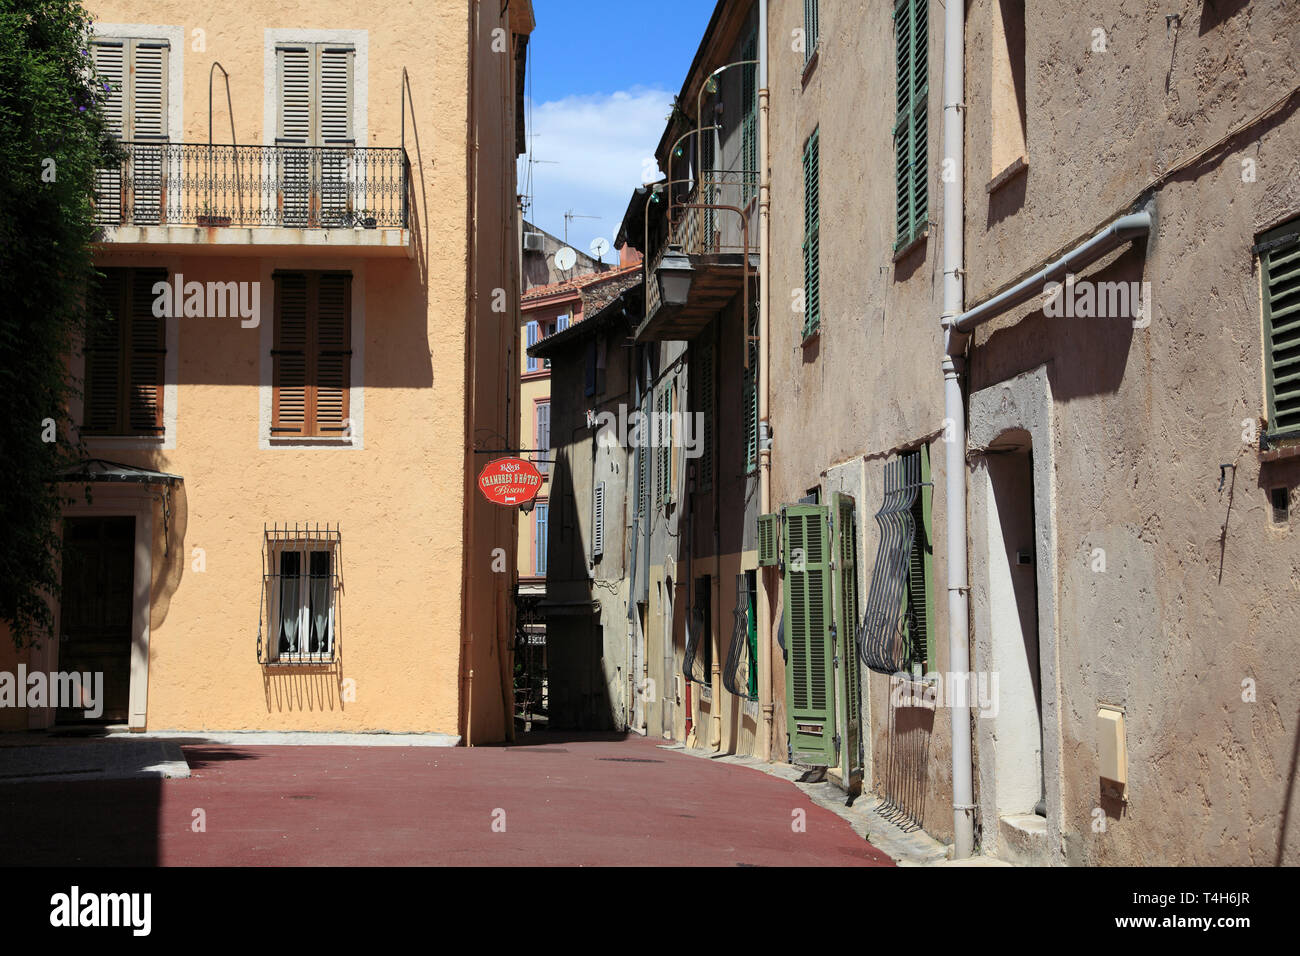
top-left (1259, 218), bottom-right (1300, 442)
top-left (894, 0), bottom-right (929, 252)
top-left (802, 128), bottom-right (821, 337)
top-left (259, 524), bottom-right (340, 665)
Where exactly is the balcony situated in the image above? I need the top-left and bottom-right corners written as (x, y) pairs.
top-left (95, 142), bottom-right (411, 256)
top-left (639, 168), bottom-right (758, 341)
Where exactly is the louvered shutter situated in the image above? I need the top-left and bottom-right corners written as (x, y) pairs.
top-left (804, 0), bottom-right (820, 62)
top-left (277, 45), bottom-right (312, 226)
top-left (557, 313), bottom-right (571, 332)
top-left (832, 492), bottom-right (864, 784)
top-left (802, 129), bottom-right (821, 336)
top-left (314, 273), bottom-right (352, 434)
top-left (91, 41), bottom-right (124, 224)
top-left (698, 339), bottom-right (714, 491)
top-left (637, 435), bottom-right (648, 519)
top-left (592, 481), bottom-right (605, 561)
top-left (272, 273), bottom-right (310, 436)
top-left (318, 45), bottom-right (354, 223)
top-left (742, 33), bottom-right (758, 206)
top-left (782, 504), bottom-right (836, 766)
top-left (525, 320), bottom-right (539, 372)
top-left (894, 0), bottom-right (929, 250)
top-left (83, 270), bottom-right (126, 433)
top-left (902, 445), bottom-right (934, 673)
top-left (129, 41), bottom-right (168, 225)
top-left (1261, 222), bottom-right (1300, 439)
top-left (126, 268), bottom-right (167, 433)
top-left (757, 513), bottom-right (779, 566)
top-left (536, 401), bottom-right (550, 474)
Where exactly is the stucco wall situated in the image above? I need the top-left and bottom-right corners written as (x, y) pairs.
top-left (963, 0), bottom-right (1300, 863)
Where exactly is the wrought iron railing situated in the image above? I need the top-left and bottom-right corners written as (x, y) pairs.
top-left (645, 170), bottom-right (757, 319)
top-left (95, 142), bottom-right (409, 230)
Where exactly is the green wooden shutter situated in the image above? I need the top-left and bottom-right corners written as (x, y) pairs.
top-left (742, 32), bottom-right (758, 206)
top-left (902, 445), bottom-right (935, 673)
top-left (782, 504), bottom-right (835, 766)
top-left (757, 513), bottom-right (780, 566)
top-left (832, 492), bottom-right (864, 784)
top-left (802, 129), bottom-right (821, 337)
top-left (803, 0), bottom-right (820, 62)
top-left (894, 0), bottom-right (929, 251)
top-left (1261, 221), bottom-right (1300, 439)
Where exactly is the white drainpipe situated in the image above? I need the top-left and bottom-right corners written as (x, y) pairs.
top-left (757, 0), bottom-right (775, 760)
top-left (939, 0), bottom-right (973, 860)
top-left (940, 0), bottom-right (1152, 853)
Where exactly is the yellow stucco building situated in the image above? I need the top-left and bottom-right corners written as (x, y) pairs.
top-left (0, 0), bottom-right (535, 744)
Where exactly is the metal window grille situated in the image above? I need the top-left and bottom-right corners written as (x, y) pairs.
top-left (258, 522), bottom-right (341, 665)
top-left (858, 452), bottom-right (929, 675)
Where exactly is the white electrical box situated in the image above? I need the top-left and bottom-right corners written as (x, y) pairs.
top-left (1097, 705), bottom-right (1128, 802)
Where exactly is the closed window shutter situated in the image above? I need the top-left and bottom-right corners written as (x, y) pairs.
top-left (314, 273), bottom-right (352, 434)
top-left (276, 45), bottom-right (312, 144)
top-left (272, 273), bottom-right (310, 436)
top-left (802, 129), bottom-right (820, 336)
top-left (702, 128), bottom-right (716, 248)
top-left (526, 320), bottom-right (539, 372)
top-left (592, 481), bottom-right (605, 561)
top-left (557, 313), bottom-right (571, 332)
top-left (804, 0), bottom-right (820, 61)
top-left (1261, 222), bottom-right (1300, 439)
top-left (637, 430), bottom-right (648, 519)
top-left (832, 492), bottom-right (864, 783)
top-left (894, 0), bottom-right (929, 250)
top-left (535, 503), bottom-right (548, 575)
top-left (902, 445), bottom-right (935, 673)
top-left (128, 41), bottom-right (168, 224)
top-left (83, 270), bottom-right (127, 434)
top-left (91, 41), bottom-right (125, 224)
top-left (318, 46), bottom-right (354, 145)
top-left (782, 504), bottom-right (836, 766)
top-left (698, 340), bottom-right (714, 491)
top-left (742, 32), bottom-right (758, 206)
top-left (127, 268), bottom-right (167, 433)
top-left (536, 402), bottom-right (550, 474)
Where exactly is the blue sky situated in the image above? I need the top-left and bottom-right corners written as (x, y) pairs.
top-left (519, 0), bottom-right (717, 263)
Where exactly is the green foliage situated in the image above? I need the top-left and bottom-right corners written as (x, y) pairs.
top-left (0, 0), bottom-right (119, 647)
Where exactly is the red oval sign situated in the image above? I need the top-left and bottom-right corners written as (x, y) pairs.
top-left (477, 457), bottom-right (544, 506)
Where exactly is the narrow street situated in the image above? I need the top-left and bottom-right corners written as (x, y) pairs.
top-left (0, 734), bottom-right (892, 867)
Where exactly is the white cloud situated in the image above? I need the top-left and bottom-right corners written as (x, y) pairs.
top-left (519, 86), bottom-right (672, 260)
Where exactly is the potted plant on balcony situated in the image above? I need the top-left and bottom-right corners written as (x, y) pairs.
top-left (196, 204), bottom-right (231, 228)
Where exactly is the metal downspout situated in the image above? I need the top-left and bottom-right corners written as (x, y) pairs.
top-left (940, 0), bottom-right (973, 857)
top-left (756, 0), bottom-right (775, 762)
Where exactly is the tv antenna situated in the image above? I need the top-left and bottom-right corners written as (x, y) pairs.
top-left (564, 210), bottom-right (600, 245)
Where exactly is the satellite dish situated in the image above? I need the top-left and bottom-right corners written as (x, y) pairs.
top-left (554, 246), bottom-right (577, 272)
top-left (589, 237), bottom-right (610, 261)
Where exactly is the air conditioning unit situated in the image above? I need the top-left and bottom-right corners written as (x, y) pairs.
top-left (523, 232), bottom-right (545, 252)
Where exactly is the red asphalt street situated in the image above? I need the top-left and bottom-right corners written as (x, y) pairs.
top-left (0, 733), bottom-right (893, 866)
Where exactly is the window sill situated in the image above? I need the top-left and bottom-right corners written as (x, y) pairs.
top-left (801, 46), bottom-right (820, 88)
top-left (893, 224), bottom-right (930, 262)
top-left (262, 655), bottom-right (336, 668)
top-left (1260, 437), bottom-right (1300, 462)
top-left (84, 433), bottom-right (165, 443)
top-left (268, 436), bottom-right (356, 448)
top-left (987, 155), bottom-right (1028, 194)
